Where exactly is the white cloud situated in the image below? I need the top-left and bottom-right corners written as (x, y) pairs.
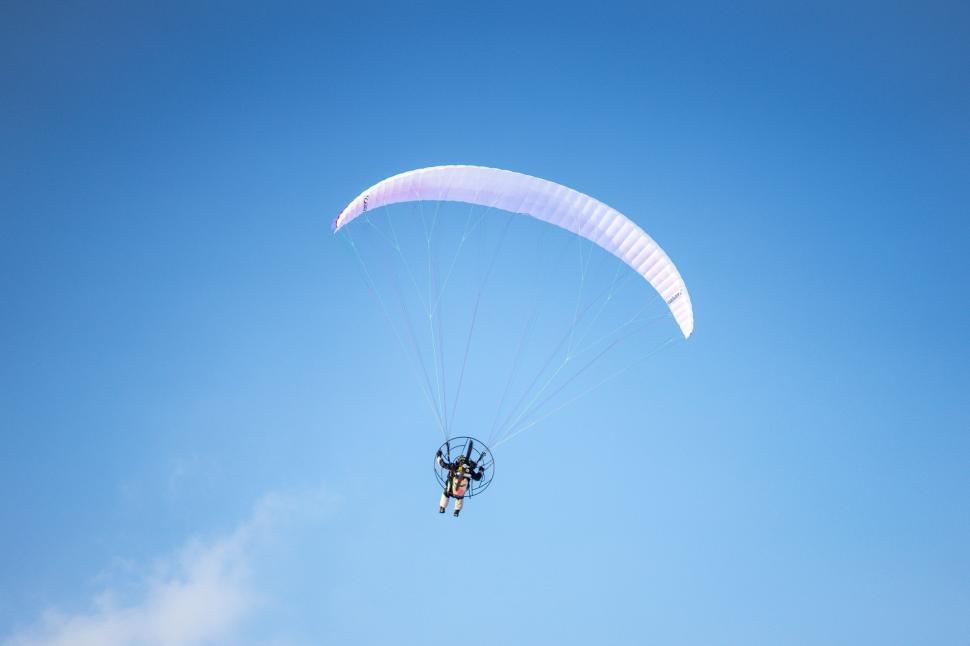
top-left (4, 486), bottom-right (338, 646)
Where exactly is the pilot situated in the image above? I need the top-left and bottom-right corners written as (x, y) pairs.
top-left (436, 450), bottom-right (484, 517)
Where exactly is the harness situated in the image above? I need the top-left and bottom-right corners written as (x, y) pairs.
top-left (447, 464), bottom-right (472, 498)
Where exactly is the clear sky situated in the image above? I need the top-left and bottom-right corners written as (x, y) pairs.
top-left (2, 2), bottom-right (968, 645)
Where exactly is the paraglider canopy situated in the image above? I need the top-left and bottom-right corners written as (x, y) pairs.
top-left (333, 165), bottom-right (694, 339)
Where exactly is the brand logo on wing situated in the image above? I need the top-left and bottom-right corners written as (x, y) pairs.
top-left (666, 291), bottom-right (682, 305)
top-left (333, 195), bottom-right (369, 231)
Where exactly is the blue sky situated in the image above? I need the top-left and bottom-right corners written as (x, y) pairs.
top-left (2, 2), bottom-right (968, 644)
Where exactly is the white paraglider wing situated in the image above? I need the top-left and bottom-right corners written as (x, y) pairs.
top-left (333, 165), bottom-right (693, 338)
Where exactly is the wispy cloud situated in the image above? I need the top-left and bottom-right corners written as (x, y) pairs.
top-left (4, 486), bottom-right (338, 646)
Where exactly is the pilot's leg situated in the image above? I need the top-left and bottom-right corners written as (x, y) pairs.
top-left (454, 496), bottom-right (463, 517)
top-left (439, 491), bottom-right (448, 513)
